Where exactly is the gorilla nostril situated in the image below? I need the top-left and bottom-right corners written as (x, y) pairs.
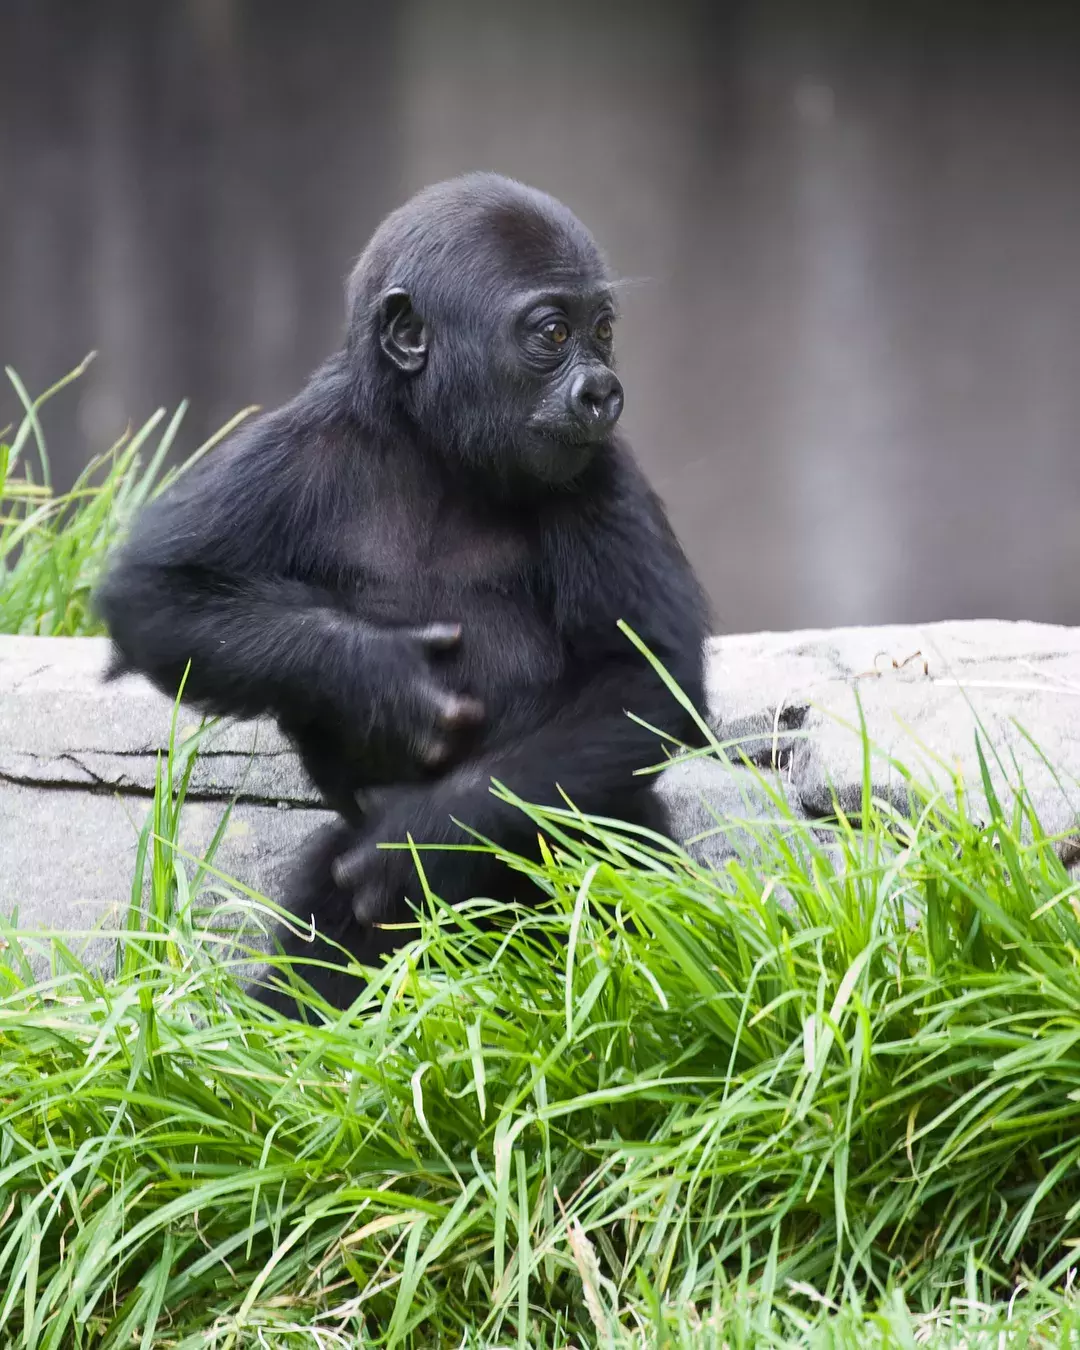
top-left (574, 372), bottom-right (623, 426)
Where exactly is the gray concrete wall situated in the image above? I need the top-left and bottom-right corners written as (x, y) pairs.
top-left (4, 5), bottom-right (1080, 632)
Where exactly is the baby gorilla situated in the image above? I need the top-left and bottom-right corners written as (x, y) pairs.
top-left (96, 172), bottom-right (711, 1012)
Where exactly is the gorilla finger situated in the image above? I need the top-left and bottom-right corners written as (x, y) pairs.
top-left (352, 887), bottom-right (383, 924)
top-left (418, 736), bottom-right (452, 768)
top-left (332, 849), bottom-right (373, 892)
top-left (439, 694), bottom-right (485, 730)
top-left (408, 622), bottom-right (462, 652)
top-left (413, 681), bottom-right (484, 734)
top-left (353, 787), bottom-right (387, 816)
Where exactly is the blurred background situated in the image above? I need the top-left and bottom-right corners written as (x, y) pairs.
top-left (2, 0), bottom-right (1079, 634)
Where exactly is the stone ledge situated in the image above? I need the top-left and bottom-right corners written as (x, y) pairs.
top-left (3, 620), bottom-right (1080, 951)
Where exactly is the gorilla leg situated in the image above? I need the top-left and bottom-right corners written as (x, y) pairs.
top-left (250, 782), bottom-right (678, 1018)
top-left (247, 820), bottom-right (406, 1017)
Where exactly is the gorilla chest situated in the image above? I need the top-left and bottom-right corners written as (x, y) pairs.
top-left (342, 512), bottom-right (562, 696)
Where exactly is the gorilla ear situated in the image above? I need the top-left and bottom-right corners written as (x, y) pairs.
top-left (379, 288), bottom-right (428, 374)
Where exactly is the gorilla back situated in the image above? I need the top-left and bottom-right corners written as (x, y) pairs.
top-left (96, 172), bottom-right (712, 1011)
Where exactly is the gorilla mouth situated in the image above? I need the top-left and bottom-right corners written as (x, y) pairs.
top-left (522, 436), bottom-right (597, 487)
top-left (528, 417), bottom-right (608, 452)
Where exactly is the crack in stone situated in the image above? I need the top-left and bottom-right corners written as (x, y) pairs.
top-left (8, 663), bottom-right (50, 693)
top-left (60, 752), bottom-right (106, 786)
top-left (949, 645), bottom-right (1075, 661)
top-left (9, 745), bottom-right (296, 760)
top-left (0, 767), bottom-right (319, 809)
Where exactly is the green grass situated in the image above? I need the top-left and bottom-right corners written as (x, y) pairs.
top-left (3, 701), bottom-right (1080, 1345)
top-left (0, 357), bottom-right (254, 635)
top-left (4, 362), bottom-right (1080, 1343)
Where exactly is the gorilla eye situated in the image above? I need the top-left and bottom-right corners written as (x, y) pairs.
top-left (543, 320), bottom-right (570, 345)
top-left (595, 317), bottom-right (613, 343)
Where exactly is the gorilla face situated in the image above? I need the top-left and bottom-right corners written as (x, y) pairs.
top-left (511, 281), bottom-right (624, 482)
top-left (365, 174), bottom-right (625, 491)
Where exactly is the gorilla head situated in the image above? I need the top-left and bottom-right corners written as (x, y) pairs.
top-left (345, 173), bottom-right (625, 488)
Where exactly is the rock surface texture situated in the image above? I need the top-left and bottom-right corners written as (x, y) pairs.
top-left (3, 622), bottom-right (1080, 950)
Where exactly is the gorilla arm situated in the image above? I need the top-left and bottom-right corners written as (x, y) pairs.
top-left (95, 418), bottom-right (479, 757)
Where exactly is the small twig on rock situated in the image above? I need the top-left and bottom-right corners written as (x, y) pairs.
top-left (856, 649), bottom-right (930, 680)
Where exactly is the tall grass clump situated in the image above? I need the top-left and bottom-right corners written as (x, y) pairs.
top-left (2, 697), bottom-right (1080, 1345)
top-left (0, 357), bottom-right (254, 635)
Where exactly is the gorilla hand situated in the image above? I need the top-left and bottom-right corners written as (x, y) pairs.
top-left (332, 777), bottom-right (485, 925)
top-left (366, 623), bottom-right (485, 772)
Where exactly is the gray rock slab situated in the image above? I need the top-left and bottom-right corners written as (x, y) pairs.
top-left (658, 756), bottom-right (802, 866)
top-left (708, 621), bottom-right (1080, 836)
top-left (0, 636), bottom-right (311, 804)
top-left (0, 636), bottom-right (332, 968)
top-left (4, 620), bottom-right (1080, 968)
top-left (0, 784), bottom-right (329, 971)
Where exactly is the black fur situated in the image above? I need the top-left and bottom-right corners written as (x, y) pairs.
top-left (95, 173), bottom-right (711, 1011)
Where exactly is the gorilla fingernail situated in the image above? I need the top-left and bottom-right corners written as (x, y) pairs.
top-left (331, 858), bottom-right (356, 890)
top-left (352, 891), bottom-right (379, 924)
top-left (442, 696), bottom-right (485, 728)
top-left (417, 622), bottom-right (462, 649)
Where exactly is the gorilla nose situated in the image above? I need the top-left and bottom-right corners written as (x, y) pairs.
top-left (571, 370), bottom-right (624, 431)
